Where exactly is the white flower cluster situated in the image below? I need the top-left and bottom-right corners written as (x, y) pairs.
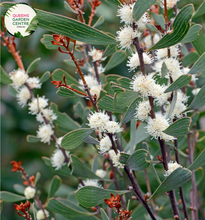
top-left (88, 111), bottom-right (123, 134)
top-left (79, 75), bottom-right (101, 98)
top-left (109, 149), bottom-right (124, 169)
top-left (78, 179), bottom-right (102, 189)
top-left (9, 69), bottom-right (57, 145)
top-left (88, 47), bottom-right (106, 62)
top-left (143, 34), bottom-right (160, 49)
top-left (88, 64), bottom-right (105, 75)
top-left (24, 186), bottom-right (36, 199)
top-left (160, 0), bottom-right (180, 9)
top-left (164, 161), bottom-right (182, 177)
top-left (51, 148), bottom-right (70, 170)
top-left (95, 169), bottom-right (106, 178)
top-left (99, 135), bottom-right (112, 154)
top-left (36, 209), bottom-right (49, 220)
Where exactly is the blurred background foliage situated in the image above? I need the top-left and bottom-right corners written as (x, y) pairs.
top-left (1, 0), bottom-right (205, 219)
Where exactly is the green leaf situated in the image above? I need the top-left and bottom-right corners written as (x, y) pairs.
top-left (190, 112), bottom-right (199, 128)
top-left (64, 0), bottom-right (76, 13)
top-left (167, 91), bottom-right (177, 119)
top-left (100, 209), bottom-right (109, 220)
top-left (40, 71), bottom-right (50, 83)
top-left (187, 52), bottom-right (205, 75)
top-left (73, 102), bottom-right (84, 119)
top-left (61, 128), bottom-right (93, 150)
top-left (41, 34), bottom-right (60, 49)
top-left (164, 74), bottom-right (192, 93)
top-left (182, 52), bottom-right (199, 67)
top-left (42, 157), bottom-right (71, 177)
top-left (48, 175), bottom-right (62, 198)
top-left (47, 198), bottom-right (100, 220)
top-left (103, 44), bottom-right (116, 57)
top-left (106, 0), bottom-right (120, 6)
top-left (106, 74), bottom-right (121, 84)
top-left (105, 51), bottom-right (126, 72)
top-left (192, 30), bottom-right (205, 56)
top-left (163, 117), bottom-right (191, 137)
top-left (98, 95), bottom-right (119, 112)
top-left (70, 155), bottom-right (100, 179)
top-left (0, 66), bottom-right (12, 84)
top-left (26, 135), bottom-right (41, 143)
top-left (93, 15), bottom-right (104, 28)
top-left (149, 4), bottom-right (194, 51)
top-left (26, 58), bottom-right (41, 74)
top-left (51, 102), bottom-right (80, 131)
top-left (118, 77), bottom-right (132, 90)
top-left (188, 149), bottom-right (205, 170)
top-left (126, 149), bottom-right (150, 171)
top-left (149, 168), bottom-right (191, 199)
top-left (57, 87), bottom-right (83, 98)
top-left (75, 186), bottom-right (129, 207)
top-left (35, 172), bottom-right (41, 185)
top-left (8, 85), bottom-right (17, 97)
top-left (84, 135), bottom-right (99, 145)
top-left (36, 9), bottom-right (116, 45)
top-left (52, 69), bottom-right (79, 85)
top-left (133, 0), bottom-right (156, 22)
top-left (192, 0), bottom-right (205, 19)
top-left (146, 24), bottom-right (159, 33)
top-left (188, 84), bottom-right (205, 109)
top-left (151, 13), bottom-right (165, 30)
top-left (13, 184), bottom-right (25, 195)
top-left (119, 153), bottom-right (130, 164)
top-left (0, 191), bottom-right (25, 202)
top-left (161, 62), bottom-right (168, 78)
top-left (181, 24), bottom-right (202, 43)
top-left (121, 97), bottom-right (142, 124)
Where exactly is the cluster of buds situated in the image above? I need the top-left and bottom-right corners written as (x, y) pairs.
top-left (14, 201), bottom-right (32, 220)
top-left (104, 193), bottom-right (132, 220)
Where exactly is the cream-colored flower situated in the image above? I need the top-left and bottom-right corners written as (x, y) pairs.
top-left (37, 124), bottom-right (54, 144)
top-left (99, 135), bottom-right (112, 154)
top-left (26, 77), bottom-right (42, 89)
top-left (36, 209), bottom-right (49, 220)
top-left (9, 69), bottom-right (28, 89)
top-left (136, 100), bottom-right (151, 121)
top-left (164, 161), bottom-right (182, 177)
top-left (28, 96), bottom-right (48, 115)
top-left (95, 169), bottom-right (106, 178)
top-left (24, 186), bottom-right (36, 199)
top-left (109, 149), bottom-right (124, 169)
top-left (117, 3), bottom-right (135, 24)
top-left (51, 149), bottom-right (69, 170)
top-left (78, 179), bottom-right (102, 189)
top-left (16, 86), bottom-right (31, 107)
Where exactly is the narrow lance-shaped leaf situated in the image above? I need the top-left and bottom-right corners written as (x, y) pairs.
top-left (75, 186), bottom-right (129, 207)
top-left (40, 71), bottom-right (50, 83)
top-left (180, 24), bottom-right (202, 43)
top-left (126, 149), bottom-right (150, 171)
top-left (61, 128), bottom-right (94, 150)
top-left (26, 58), bottom-right (41, 74)
top-left (192, 0), bottom-right (205, 19)
top-left (182, 51), bottom-right (199, 67)
top-left (167, 91), bottom-right (177, 119)
top-left (187, 52), bottom-right (205, 75)
top-left (48, 175), bottom-right (62, 198)
top-left (164, 74), bottom-right (192, 93)
top-left (103, 44), bottom-right (116, 57)
top-left (161, 62), bottom-right (168, 78)
top-left (0, 191), bottom-right (25, 202)
top-left (133, 0), bottom-right (156, 22)
top-left (163, 117), bottom-right (191, 137)
top-left (70, 155), bottom-right (100, 179)
top-left (188, 84), bottom-right (205, 110)
top-left (149, 168), bottom-right (192, 200)
top-left (149, 4), bottom-right (194, 51)
top-left (93, 15), bottom-right (104, 28)
top-left (192, 30), bottom-right (205, 56)
top-left (188, 149), bottom-right (205, 170)
top-left (0, 66), bottom-right (12, 84)
top-left (105, 51), bottom-right (126, 72)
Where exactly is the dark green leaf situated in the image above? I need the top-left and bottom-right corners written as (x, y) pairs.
top-left (51, 102), bottom-right (80, 131)
top-left (36, 9), bottom-right (116, 45)
top-left (52, 69), bottom-right (79, 85)
top-left (149, 4), bottom-right (194, 51)
top-left (105, 51), bottom-right (126, 72)
top-left (106, 0), bottom-right (120, 6)
top-left (0, 191), bottom-right (25, 202)
top-left (70, 155), bottom-right (100, 179)
top-left (121, 97), bottom-right (142, 124)
top-left (133, 0), bottom-right (156, 22)
top-left (151, 13), bottom-right (165, 30)
top-left (118, 77), bottom-right (132, 90)
top-left (192, 0), bottom-right (205, 19)
top-left (40, 71), bottom-right (50, 83)
top-left (61, 128), bottom-right (93, 150)
top-left (164, 74), bottom-right (192, 93)
top-left (26, 135), bottom-right (41, 143)
top-left (106, 74), bottom-right (121, 84)
top-left (187, 52), bottom-right (205, 75)
top-left (57, 87), bottom-right (84, 98)
top-left (98, 95), bottom-right (120, 112)
top-left (126, 149), bottom-right (150, 171)
top-left (181, 24), bottom-right (202, 43)
top-left (149, 168), bottom-right (191, 199)
top-left (0, 66), bottom-right (12, 84)
top-left (93, 15), bottom-right (104, 28)
top-left (163, 117), bottom-right (191, 136)
top-left (103, 45), bottom-right (116, 57)
top-left (84, 135), bottom-right (99, 145)
top-left (100, 209), bottom-right (109, 220)
top-left (26, 58), bottom-right (41, 74)
top-left (119, 153), bottom-right (130, 164)
top-left (188, 149), bottom-right (205, 170)
top-left (192, 30), bottom-right (205, 56)
top-left (190, 112), bottom-right (199, 128)
top-left (48, 175), bottom-right (62, 198)
top-left (75, 186), bottom-right (129, 207)
top-left (42, 157), bottom-right (71, 177)
top-left (182, 52), bottom-right (199, 67)
top-left (47, 198), bottom-right (100, 220)
top-left (188, 84), bottom-right (205, 109)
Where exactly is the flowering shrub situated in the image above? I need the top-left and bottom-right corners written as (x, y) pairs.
top-left (1, 0), bottom-right (205, 220)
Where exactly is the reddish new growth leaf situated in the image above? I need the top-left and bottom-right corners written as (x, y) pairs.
top-left (14, 200), bottom-right (32, 220)
top-left (104, 193), bottom-right (132, 220)
top-left (23, 175), bottom-right (35, 186)
top-left (11, 161), bottom-right (22, 172)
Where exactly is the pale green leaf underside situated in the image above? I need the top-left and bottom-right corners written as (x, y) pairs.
top-left (188, 52), bottom-right (205, 75)
top-left (180, 24), bottom-right (202, 43)
top-left (188, 149), bottom-right (205, 170)
top-left (48, 175), bottom-right (62, 198)
top-left (0, 66), bottom-right (12, 84)
top-left (188, 84), bottom-right (205, 109)
top-left (0, 191), bottom-right (25, 202)
top-left (26, 58), bottom-right (41, 74)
